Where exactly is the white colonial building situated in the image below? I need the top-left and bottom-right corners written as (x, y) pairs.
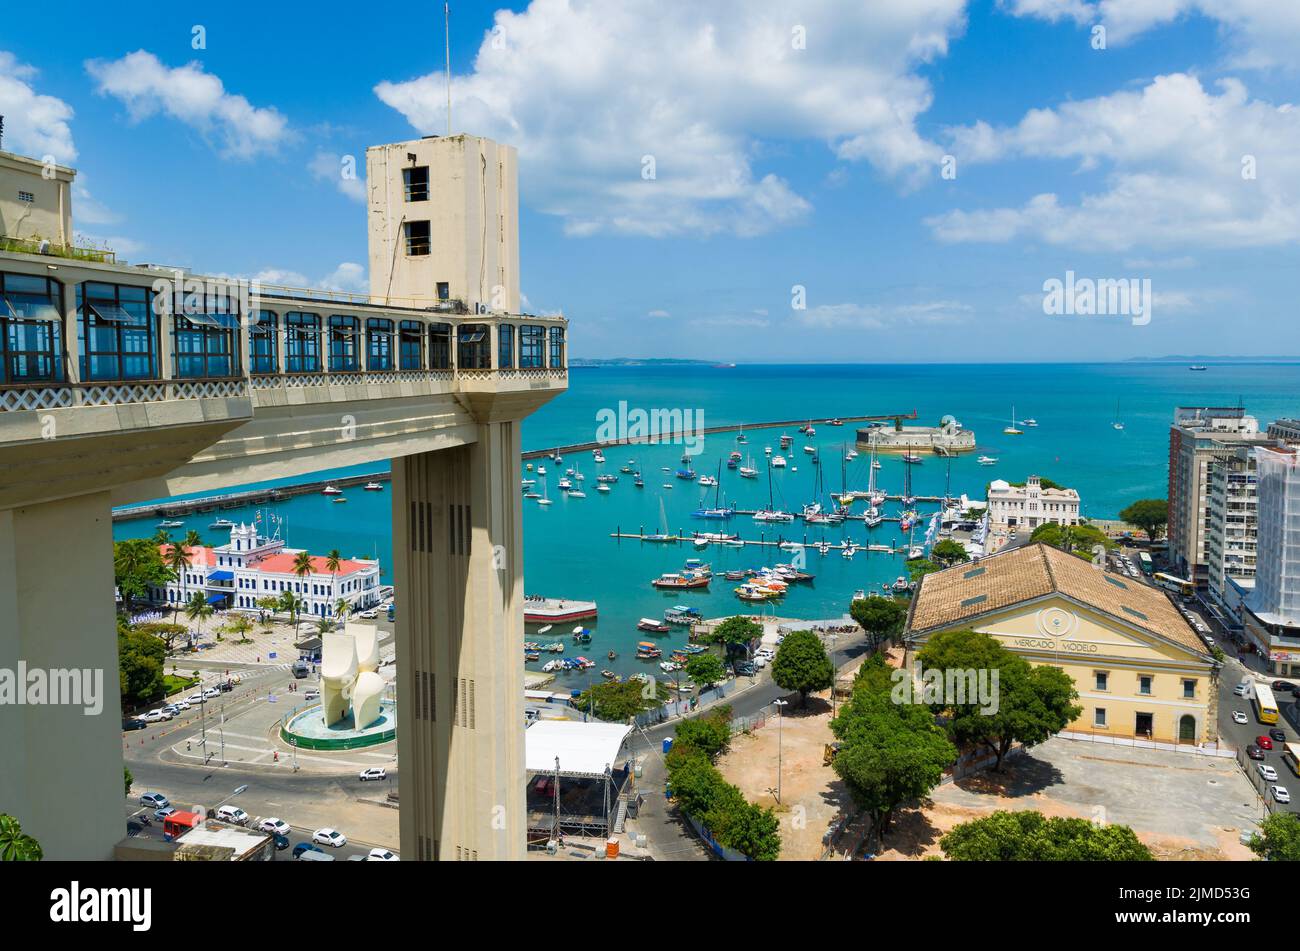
top-left (986, 475), bottom-right (1081, 530)
top-left (150, 523), bottom-right (381, 619)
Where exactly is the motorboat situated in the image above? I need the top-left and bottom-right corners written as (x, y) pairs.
top-left (537, 465), bottom-right (548, 475)
top-left (363, 482), bottom-right (384, 491)
top-left (321, 485), bottom-right (343, 495)
top-left (771, 455), bottom-right (787, 468)
top-left (209, 518), bottom-right (235, 530)
top-left (675, 468), bottom-right (697, 481)
top-left (1022, 418), bottom-right (1038, 427)
top-left (698, 475), bottom-right (718, 487)
top-left (752, 510), bottom-right (795, 522)
top-left (158, 519), bottom-right (184, 529)
top-left (637, 617), bottom-right (672, 633)
top-left (332, 496), bottom-right (348, 504)
top-left (978, 455), bottom-right (998, 465)
top-left (596, 484), bottom-right (610, 493)
top-left (803, 445), bottom-right (817, 455)
top-left (651, 573), bottom-right (710, 590)
top-left (665, 606), bottom-right (701, 625)
top-left (764, 446), bottom-right (773, 456)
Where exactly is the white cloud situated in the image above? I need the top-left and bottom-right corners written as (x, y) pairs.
top-left (930, 74), bottom-right (1300, 251)
top-left (1004, 0), bottom-right (1300, 70)
top-left (309, 151), bottom-right (366, 203)
top-left (0, 51), bottom-right (76, 162)
top-left (792, 300), bottom-right (971, 329)
top-left (319, 262), bottom-right (368, 293)
top-left (375, 0), bottom-right (965, 237)
top-left (86, 50), bottom-right (290, 159)
top-left (647, 309), bottom-right (671, 318)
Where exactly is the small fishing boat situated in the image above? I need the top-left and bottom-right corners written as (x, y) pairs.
top-left (568, 488), bottom-right (587, 498)
top-left (803, 445), bottom-right (817, 455)
top-left (651, 572), bottom-right (709, 590)
top-left (607, 650), bottom-right (617, 660)
top-left (558, 478), bottom-right (572, 491)
top-left (332, 496), bottom-right (348, 504)
top-left (596, 484), bottom-right (610, 493)
top-left (1022, 418), bottom-right (1037, 427)
top-left (321, 485), bottom-right (343, 496)
top-left (636, 641), bottom-right (663, 658)
top-left (521, 478), bottom-right (536, 487)
top-left (525, 651), bottom-right (540, 662)
top-left (634, 476), bottom-right (645, 487)
top-left (723, 569), bottom-right (747, 581)
top-left (675, 468), bottom-right (697, 481)
top-left (1189, 365), bottom-right (1208, 371)
top-left (597, 473), bottom-right (618, 483)
top-left (665, 606), bottom-right (701, 625)
top-left (698, 475), bottom-right (718, 487)
top-left (638, 617), bottom-right (672, 633)
top-left (572, 627), bottom-right (592, 644)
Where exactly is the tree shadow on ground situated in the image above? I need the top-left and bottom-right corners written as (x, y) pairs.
top-left (953, 751), bottom-right (1065, 798)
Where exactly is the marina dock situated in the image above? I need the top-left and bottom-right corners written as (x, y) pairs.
top-left (609, 530), bottom-right (904, 553)
top-left (111, 472), bottom-right (391, 523)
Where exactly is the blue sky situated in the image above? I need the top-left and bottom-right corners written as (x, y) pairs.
top-left (3, 0), bottom-right (1298, 361)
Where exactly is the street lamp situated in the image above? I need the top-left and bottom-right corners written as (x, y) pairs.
top-left (772, 698), bottom-right (789, 804)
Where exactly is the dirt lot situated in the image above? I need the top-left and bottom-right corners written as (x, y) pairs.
top-left (718, 645), bottom-right (1259, 861)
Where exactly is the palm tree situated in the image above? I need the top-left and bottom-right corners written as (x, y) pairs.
top-left (325, 549), bottom-right (342, 609)
top-left (183, 591), bottom-right (214, 640)
top-left (334, 597), bottom-right (352, 625)
top-left (316, 617), bottom-right (334, 636)
top-left (183, 528), bottom-right (203, 551)
top-left (278, 589), bottom-right (303, 639)
top-left (164, 542), bottom-right (193, 623)
top-left (291, 551), bottom-right (315, 638)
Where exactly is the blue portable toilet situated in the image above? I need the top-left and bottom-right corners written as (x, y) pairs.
top-left (662, 737), bottom-right (673, 755)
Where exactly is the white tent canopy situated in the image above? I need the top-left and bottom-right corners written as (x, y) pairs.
top-left (525, 720), bottom-right (632, 778)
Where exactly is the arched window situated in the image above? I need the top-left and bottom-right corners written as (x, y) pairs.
top-left (519, 324), bottom-right (545, 368)
top-left (285, 312), bottom-right (321, 373)
top-left (497, 323), bottom-right (514, 369)
top-left (250, 310), bottom-right (278, 373)
top-left (399, 320), bottom-right (424, 370)
top-left (78, 281), bottom-right (157, 381)
top-left (0, 271), bottom-right (63, 383)
top-left (328, 315), bottom-right (360, 372)
top-left (458, 323), bottom-right (491, 369)
top-left (367, 318), bottom-right (394, 371)
top-left (429, 323), bottom-right (452, 369)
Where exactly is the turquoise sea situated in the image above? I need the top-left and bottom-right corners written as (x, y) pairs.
top-left (114, 362), bottom-right (1300, 681)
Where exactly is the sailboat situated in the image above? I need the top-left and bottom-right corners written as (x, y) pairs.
top-left (1112, 398), bottom-right (1125, 431)
top-left (536, 480), bottom-right (553, 506)
top-left (692, 463), bottom-right (735, 520)
top-left (1003, 406), bottom-right (1023, 436)
top-left (739, 453), bottom-right (759, 479)
top-left (867, 434), bottom-right (886, 507)
top-left (644, 497), bottom-right (675, 542)
top-left (753, 460), bottom-right (794, 522)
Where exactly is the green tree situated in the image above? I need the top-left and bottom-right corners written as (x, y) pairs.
top-left (1030, 522), bottom-right (1116, 559)
top-left (940, 810), bottom-right (1152, 861)
top-left (124, 767), bottom-right (133, 798)
top-left (113, 538), bottom-right (172, 616)
top-left (930, 538), bottom-right (969, 567)
top-left (850, 596), bottom-right (907, 646)
top-left (831, 685), bottom-right (957, 843)
top-left (852, 652), bottom-right (898, 694)
top-left (697, 615), bottom-right (763, 670)
top-left (674, 710), bottom-right (732, 759)
top-left (255, 595), bottom-right (280, 625)
top-left (334, 597), bottom-right (352, 624)
top-left (134, 621), bottom-right (187, 654)
top-left (183, 591), bottom-right (215, 639)
top-left (770, 629), bottom-right (834, 706)
top-left (702, 785), bottom-right (781, 861)
top-left (118, 625), bottom-right (166, 705)
top-left (224, 614), bottom-right (254, 643)
top-left (685, 652), bottom-right (726, 689)
top-left (665, 743), bottom-right (724, 816)
top-left (278, 590), bottom-right (303, 637)
top-left (0, 815), bottom-right (42, 861)
top-left (163, 542), bottom-right (193, 623)
top-left (917, 628), bottom-right (1082, 770)
top-left (575, 679), bottom-right (668, 722)
top-left (1118, 498), bottom-right (1169, 541)
top-left (291, 551), bottom-right (315, 637)
top-left (906, 557), bottom-right (940, 582)
top-left (1249, 812), bottom-right (1300, 861)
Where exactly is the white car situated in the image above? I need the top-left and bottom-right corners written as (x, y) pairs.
top-left (172, 700), bottom-right (191, 711)
top-left (203, 687), bottom-right (221, 699)
top-left (359, 767), bottom-right (387, 782)
top-left (313, 828), bottom-right (347, 848)
top-left (1233, 711), bottom-right (1249, 724)
top-left (1258, 764), bottom-right (1279, 782)
top-left (752, 655), bottom-right (769, 669)
top-left (1235, 684), bottom-right (1251, 698)
top-left (216, 805), bottom-right (249, 825)
top-left (140, 710), bottom-right (167, 723)
top-left (359, 609), bottom-right (379, 620)
top-left (186, 693), bottom-right (205, 704)
top-left (1273, 786), bottom-right (1292, 804)
top-left (367, 848), bottom-right (399, 861)
top-left (258, 817), bottom-right (291, 836)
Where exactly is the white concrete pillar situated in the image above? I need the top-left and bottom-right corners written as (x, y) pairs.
top-left (0, 491), bottom-right (123, 859)
top-left (392, 419), bottom-right (525, 860)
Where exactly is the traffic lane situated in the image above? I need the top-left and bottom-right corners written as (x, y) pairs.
top-left (1217, 672), bottom-right (1300, 814)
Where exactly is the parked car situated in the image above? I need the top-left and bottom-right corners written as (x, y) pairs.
top-left (139, 792), bottom-right (169, 809)
top-left (216, 805), bottom-right (249, 825)
top-left (172, 700), bottom-right (191, 711)
top-left (1269, 728), bottom-right (1287, 743)
top-left (258, 817), bottom-right (291, 836)
top-left (304, 690), bottom-right (320, 701)
top-left (734, 662), bottom-right (757, 676)
top-left (203, 687), bottom-right (221, 699)
top-left (272, 834), bottom-right (290, 851)
top-left (367, 848), bottom-right (399, 862)
top-left (1234, 684), bottom-right (1251, 698)
top-left (218, 681), bottom-right (234, 692)
top-left (1247, 744), bottom-right (1265, 760)
top-left (122, 717), bottom-right (148, 731)
top-left (1257, 735), bottom-right (1274, 751)
top-left (154, 807), bottom-right (177, 821)
top-left (1273, 786), bottom-right (1292, 804)
top-left (144, 709), bottom-right (172, 722)
top-left (312, 828), bottom-right (347, 848)
top-left (186, 693), bottom-right (205, 704)
top-left (1232, 711), bottom-right (1249, 725)
top-left (359, 767), bottom-right (387, 782)
top-left (1257, 764), bottom-right (1279, 782)
top-left (1272, 681), bottom-right (1291, 692)
top-left (359, 609), bottom-right (379, 620)
top-left (293, 842), bottom-right (325, 859)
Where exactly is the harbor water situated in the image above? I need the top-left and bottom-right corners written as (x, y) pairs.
top-left (113, 361), bottom-right (1300, 681)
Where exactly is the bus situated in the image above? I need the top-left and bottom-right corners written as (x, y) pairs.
top-left (1285, 743), bottom-right (1300, 777)
top-left (1138, 552), bottom-right (1153, 576)
top-left (1153, 572), bottom-right (1195, 598)
top-left (1255, 682), bottom-right (1279, 725)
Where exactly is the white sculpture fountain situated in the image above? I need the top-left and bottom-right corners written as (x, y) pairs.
top-left (320, 622), bottom-right (385, 730)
